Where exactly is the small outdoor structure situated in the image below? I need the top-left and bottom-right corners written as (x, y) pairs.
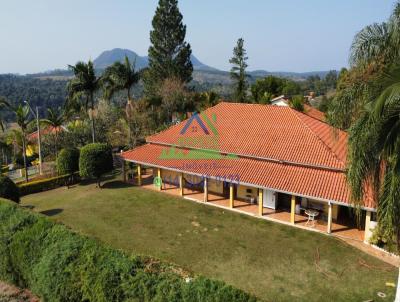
top-left (121, 102), bottom-right (377, 242)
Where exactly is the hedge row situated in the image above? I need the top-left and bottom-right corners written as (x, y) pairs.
top-left (0, 200), bottom-right (257, 302)
top-left (18, 173), bottom-right (80, 196)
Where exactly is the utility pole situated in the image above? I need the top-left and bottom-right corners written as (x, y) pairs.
top-left (395, 267), bottom-right (400, 302)
top-left (36, 106), bottom-right (42, 175)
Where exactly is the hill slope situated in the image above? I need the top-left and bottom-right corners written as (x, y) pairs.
top-left (93, 48), bottom-right (217, 71)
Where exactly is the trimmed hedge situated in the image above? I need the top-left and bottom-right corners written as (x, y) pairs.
top-left (0, 199), bottom-right (257, 302)
top-left (57, 148), bottom-right (80, 175)
top-left (79, 143), bottom-right (113, 187)
top-left (0, 175), bottom-right (20, 203)
top-left (18, 173), bottom-right (80, 196)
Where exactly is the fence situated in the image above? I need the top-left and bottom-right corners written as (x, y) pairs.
top-left (3, 162), bottom-right (57, 181)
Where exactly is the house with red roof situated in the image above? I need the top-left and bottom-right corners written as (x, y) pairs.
top-left (121, 102), bottom-right (377, 243)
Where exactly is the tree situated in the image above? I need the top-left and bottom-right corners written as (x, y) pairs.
top-left (79, 143), bottom-right (113, 188)
top-left (57, 148), bottom-right (80, 175)
top-left (324, 70), bottom-right (338, 90)
top-left (341, 1), bottom-right (400, 250)
top-left (41, 108), bottom-right (65, 160)
top-left (145, 0), bottom-right (193, 95)
top-left (328, 3), bottom-right (400, 129)
top-left (347, 66), bottom-right (400, 251)
top-left (229, 38), bottom-right (248, 102)
top-left (0, 175), bottom-right (20, 203)
top-left (250, 76), bottom-right (301, 104)
top-left (0, 99), bottom-right (32, 182)
top-left (103, 56), bottom-right (142, 147)
top-left (289, 95), bottom-right (305, 112)
top-left (103, 56), bottom-right (141, 102)
top-left (67, 60), bottom-right (102, 143)
top-left (158, 77), bottom-right (188, 123)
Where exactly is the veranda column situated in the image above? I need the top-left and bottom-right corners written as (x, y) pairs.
top-left (179, 173), bottom-right (184, 196)
top-left (364, 211), bottom-right (372, 243)
top-left (290, 195), bottom-right (296, 224)
top-left (122, 160), bottom-right (126, 182)
top-left (327, 201), bottom-right (332, 234)
top-left (137, 164), bottom-right (142, 186)
top-left (203, 177), bottom-right (208, 202)
top-left (157, 168), bottom-right (162, 191)
top-left (229, 183), bottom-right (234, 208)
top-left (258, 189), bottom-right (263, 216)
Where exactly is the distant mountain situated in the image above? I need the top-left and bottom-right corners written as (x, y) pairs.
top-left (93, 48), bottom-right (218, 72)
top-left (93, 48), bottom-right (149, 70)
top-left (248, 70), bottom-right (330, 80)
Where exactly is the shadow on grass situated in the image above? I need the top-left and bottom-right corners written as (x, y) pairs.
top-left (21, 205), bottom-right (35, 210)
top-left (40, 208), bottom-right (63, 216)
top-left (79, 170), bottom-right (122, 187)
top-left (101, 180), bottom-right (131, 189)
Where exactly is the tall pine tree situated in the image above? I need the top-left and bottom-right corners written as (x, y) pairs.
top-left (229, 38), bottom-right (248, 102)
top-left (145, 0), bottom-right (193, 96)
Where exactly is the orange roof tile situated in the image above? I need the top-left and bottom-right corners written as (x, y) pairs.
top-left (122, 102), bottom-right (374, 209)
top-left (147, 103), bottom-right (347, 170)
top-left (303, 104), bottom-right (326, 122)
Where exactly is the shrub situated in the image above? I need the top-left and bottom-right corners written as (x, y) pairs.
top-left (0, 175), bottom-right (20, 203)
top-left (79, 143), bottom-right (113, 187)
top-left (0, 200), bottom-right (257, 302)
top-left (289, 95), bottom-right (305, 112)
top-left (18, 173), bottom-right (79, 196)
top-left (57, 148), bottom-right (80, 175)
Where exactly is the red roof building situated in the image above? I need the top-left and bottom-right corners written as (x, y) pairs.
top-left (121, 102), bottom-right (376, 242)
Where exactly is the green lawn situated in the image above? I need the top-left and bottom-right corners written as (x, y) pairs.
top-left (21, 176), bottom-right (397, 302)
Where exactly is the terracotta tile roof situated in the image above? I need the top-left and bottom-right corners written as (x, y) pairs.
top-left (27, 126), bottom-right (64, 142)
top-left (303, 104), bottom-right (326, 122)
top-left (147, 102), bottom-right (347, 170)
top-left (121, 102), bottom-right (374, 209)
top-left (122, 144), bottom-right (374, 208)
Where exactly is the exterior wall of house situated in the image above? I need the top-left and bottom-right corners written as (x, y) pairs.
top-left (162, 170), bottom-right (180, 186)
top-left (208, 179), bottom-right (223, 194)
top-left (184, 174), bottom-right (204, 190)
top-left (301, 197), bottom-right (338, 221)
top-left (237, 184), bottom-right (258, 202)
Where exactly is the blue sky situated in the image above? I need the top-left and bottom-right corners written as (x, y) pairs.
top-left (0, 0), bottom-right (395, 74)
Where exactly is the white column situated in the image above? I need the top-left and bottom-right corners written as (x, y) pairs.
top-left (327, 201), bottom-right (332, 234)
top-left (203, 177), bottom-right (208, 202)
top-left (364, 211), bottom-right (372, 243)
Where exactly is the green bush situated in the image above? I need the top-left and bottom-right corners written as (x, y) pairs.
top-left (18, 173), bottom-right (79, 196)
top-left (0, 199), bottom-right (257, 302)
top-left (57, 148), bottom-right (80, 175)
top-left (79, 143), bottom-right (113, 187)
top-left (0, 175), bottom-right (20, 203)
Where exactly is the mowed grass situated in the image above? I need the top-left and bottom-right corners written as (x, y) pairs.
top-left (21, 177), bottom-right (397, 302)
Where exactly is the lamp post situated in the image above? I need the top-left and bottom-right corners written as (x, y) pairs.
top-left (25, 101), bottom-right (42, 175)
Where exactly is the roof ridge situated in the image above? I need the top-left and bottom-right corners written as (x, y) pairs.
top-left (146, 104), bottom-right (221, 142)
top-left (288, 108), bottom-right (345, 167)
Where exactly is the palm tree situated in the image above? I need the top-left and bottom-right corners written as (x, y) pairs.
top-left (41, 108), bottom-right (65, 160)
top-left (103, 56), bottom-right (141, 102)
top-left (0, 99), bottom-right (32, 182)
top-left (103, 56), bottom-right (142, 147)
top-left (67, 60), bottom-right (101, 143)
top-left (347, 66), bottom-right (400, 251)
top-left (328, 3), bottom-right (400, 129)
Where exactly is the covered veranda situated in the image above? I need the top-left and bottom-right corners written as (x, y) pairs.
top-left (122, 163), bottom-right (369, 242)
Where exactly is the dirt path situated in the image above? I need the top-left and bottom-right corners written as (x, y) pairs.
top-left (0, 282), bottom-right (39, 302)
